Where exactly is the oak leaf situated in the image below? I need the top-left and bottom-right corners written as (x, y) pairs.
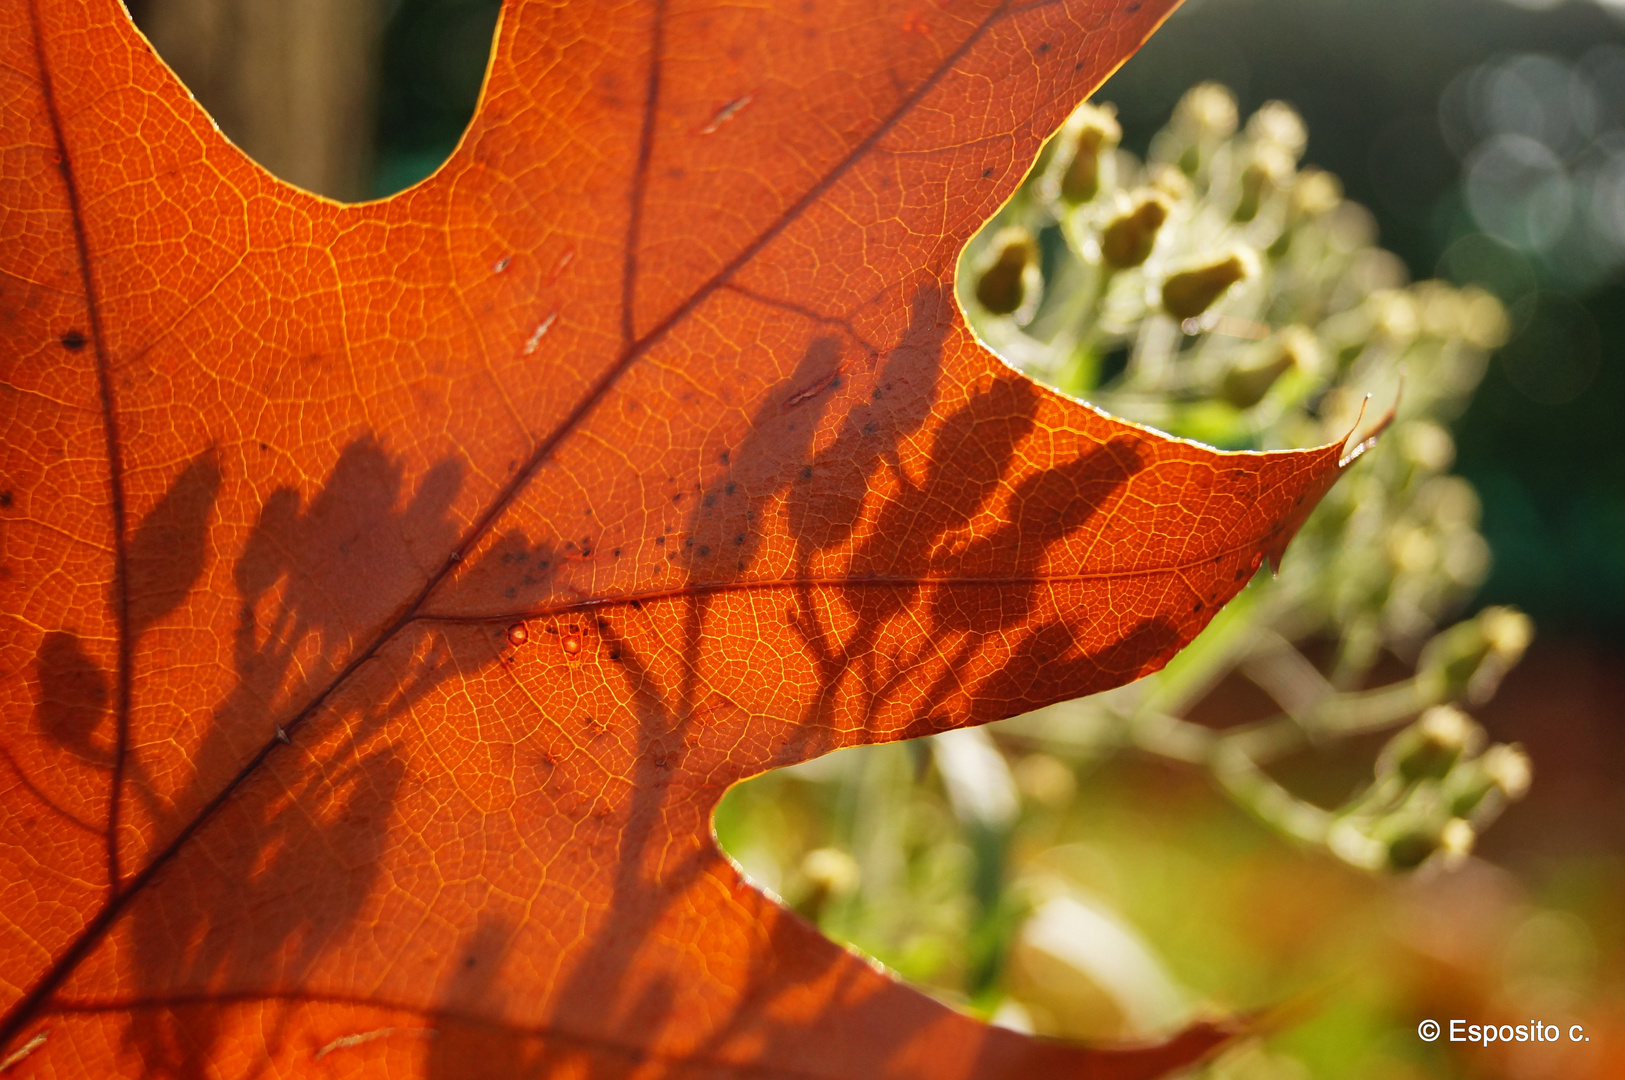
top-left (0, 0), bottom-right (1354, 1075)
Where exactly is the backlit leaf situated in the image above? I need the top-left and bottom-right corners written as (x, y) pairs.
top-left (0, 0), bottom-right (1352, 1075)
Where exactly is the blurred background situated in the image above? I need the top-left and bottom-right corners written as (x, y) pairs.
top-left (125, 0), bottom-right (1625, 1075)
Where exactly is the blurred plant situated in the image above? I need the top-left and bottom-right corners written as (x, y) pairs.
top-left (715, 83), bottom-right (1537, 1064)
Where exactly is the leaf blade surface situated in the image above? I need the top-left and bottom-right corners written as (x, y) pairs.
top-left (0, 0), bottom-right (1345, 1074)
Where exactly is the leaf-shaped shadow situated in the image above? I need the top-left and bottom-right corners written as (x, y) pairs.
top-left (969, 616), bottom-right (1181, 718)
top-left (929, 435), bottom-right (1146, 635)
top-left (34, 630), bottom-right (112, 768)
top-left (28, 448), bottom-right (224, 851)
top-left (31, 447), bottom-right (222, 797)
top-left (806, 372), bottom-right (1042, 709)
top-left (680, 332), bottom-right (854, 582)
top-left (127, 448), bottom-right (221, 641)
top-left (778, 283), bottom-right (954, 749)
top-left (112, 437), bottom-right (536, 1078)
top-left (784, 285), bottom-right (951, 558)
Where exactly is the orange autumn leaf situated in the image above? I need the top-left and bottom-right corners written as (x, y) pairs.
top-left (0, 0), bottom-right (1353, 1076)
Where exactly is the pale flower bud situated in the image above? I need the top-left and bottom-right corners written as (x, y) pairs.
top-left (1160, 249), bottom-right (1255, 320)
top-left (1149, 164), bottom-right (1194, 203)
top-left (1100, 192), bottom-right (1171, 270)
top-left (1481, 606), bottom-right (1533, 667)
top-left (1368, 289), bottom-right (1419, 345)
top-left (1175, 82), bottom-right (1239, 141)
top-left (1414, 281), bottom-right (1465, 339)
top-left (801, 847), bottom-right (860, 897)
top-left (1416, 608), bottom-right (1532, 704)
top-left (1446, 743), bottom-right (1533, 817)
top-left (1234, 145), bottom-right (1295, 223)
top-left (1246, 101), bottom-right (1308, 161)
top-left (975, 228), bottom-right (1039, 316)
top-left (1482, 744), bottom-right (1532, 800)
top-left (1386, 816), bottom-right (1475, 871)
top-left (1221, 325), bottom-right (1319, 408)
top-left (1460, 287), bottom-right (1511, 350)
top-left (1401, 421), bottom-right (1456, 473)
top-left (1381, 705), bottom-right (1484, 783)
top-left (1057, 102), bottom-right (1122, 204)
top-left (1439, 819), bottom-right (1476, 868)
top-left (1291, 168), bottom-right (1343, 218)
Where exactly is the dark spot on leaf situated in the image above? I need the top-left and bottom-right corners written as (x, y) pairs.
top-left (0, 491), bottom-right (10, 508)
top-left (60, 330), bottom-right (87, 351)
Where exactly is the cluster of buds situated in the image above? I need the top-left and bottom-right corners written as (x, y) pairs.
top-left (963, 83), bottom-right (1533, 874)
top-left (707, 83), bottom-right (1549, 1046)
top-left (1415, 605), bottom-right (1534, 706)
top-left (1330, 705), bottom-right (1531, 872)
